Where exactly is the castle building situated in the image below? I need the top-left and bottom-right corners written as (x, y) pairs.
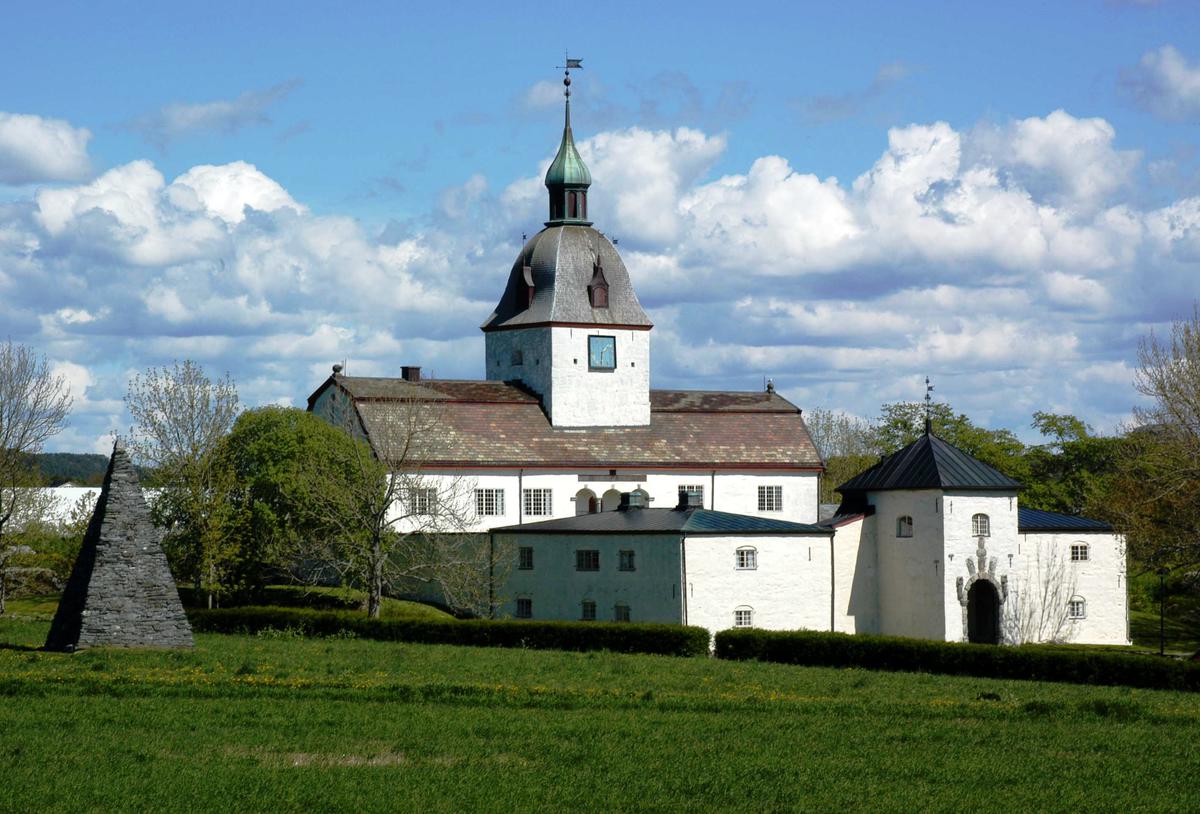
top-left (308, 74), bottom-right (1128, 645)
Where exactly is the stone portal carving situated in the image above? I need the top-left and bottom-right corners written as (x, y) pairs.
top-left (955, 537), bottom-right (1008, 643)
top-left (45, 440), bottom-right (193, 651)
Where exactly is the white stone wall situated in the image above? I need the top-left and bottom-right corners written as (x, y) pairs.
top-left (936, 492), bottom-right (1020, 641)
top-left (1016, 530), bottom-right (1129, 645)
top-left (830, 517), bottom-right (879, 634)
top-left (485, 328), bottom-right (553, 406)
top-left (870, 489), bottom-right (947, 640)
top-left (496, 531), bottom-right (683, 624)
top-left (547, 326), bottom-right (650, 427)
top-left (684, 534), bottom-right (833, 633)
top-left (388, 468), bottom-right (821, 532)
top-left (485, 326), bottom-right (651, 427)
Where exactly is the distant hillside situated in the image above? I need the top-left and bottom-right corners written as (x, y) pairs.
top-left (33, 453), bottom-right (110, 486)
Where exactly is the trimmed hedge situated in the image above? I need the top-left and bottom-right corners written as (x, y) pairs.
top-left (188, 606), bottom-right (710, 657)
top-left (714, 628), bottom-right (1200, 692)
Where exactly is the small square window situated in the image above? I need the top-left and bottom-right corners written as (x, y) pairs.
top-left (1067, 598), bottom-right (1086, 620)
top-left (515, 598), bottom-right (532, 619)
top-left (614, 603), bottom-right (631, 623)
top-left (576, 550), bottom-right (600, 571)
top-left (1070, 544), bottom-right (1089, 562)
top-left (757, 485), bottom-right (783, 512)
top-left (734, 608), bottom-right (753, 628)
top-left (619, 550), bottom-right (636, 571)
top-left (518, 546), bottom-right (534, 570)
top-left (736, 548), bottom-right (757, 570)
top-left (581, 600), bottom-right (596, 621)
top-left (972, 513), bottom-right (990, 537)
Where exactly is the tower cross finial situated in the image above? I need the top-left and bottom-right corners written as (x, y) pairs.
top-left (924, 376), bottom-right (934, 436)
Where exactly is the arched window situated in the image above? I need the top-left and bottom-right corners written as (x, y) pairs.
top-left (972, 513), bottom-right (990, 537)
top-left (733, 606), bottom-right (754, 628)
top-left (736, 546), bottom-right (757, 570)
top-left (575, 488), bottom-right (598, 516)
top-left (1067, 596), bottom-right (1087, 620)
top-left (568, 191), bottom-right (578, 219)
top-left (896, 516), bottom-right (913, 538)
top-left (1070, 543), bottom-right (1089, 562)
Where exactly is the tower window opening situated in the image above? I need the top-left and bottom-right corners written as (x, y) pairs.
top-left (568, 191), bottom-right (578, 219)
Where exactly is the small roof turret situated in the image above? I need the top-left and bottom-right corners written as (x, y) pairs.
top-left (544, 62), bottom-right (592, 226)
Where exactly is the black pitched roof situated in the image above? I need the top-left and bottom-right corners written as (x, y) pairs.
top-left (837, 432), bottom-right (1021, 494)
top-left (491, 507), bottom-right (829, 536)
top-left (1017, 507), bottom-right (1113, 533)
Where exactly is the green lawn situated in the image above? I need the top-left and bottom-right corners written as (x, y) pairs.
top-left (1, 613), bottom-right (1198, 813)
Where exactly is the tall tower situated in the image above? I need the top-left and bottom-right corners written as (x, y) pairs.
top-left (482, 63), bottom-right (652, 427)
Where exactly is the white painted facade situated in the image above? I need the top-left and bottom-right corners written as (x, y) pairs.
top-left (485, 325), bottom-right (651, 427)
top-left (399, 468), bottom-right (821, 534)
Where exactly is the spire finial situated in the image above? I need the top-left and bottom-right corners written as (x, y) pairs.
top-left (924, 376), bottom-right (934, 436)
top-left (545, 55), bottom-right (592, 226)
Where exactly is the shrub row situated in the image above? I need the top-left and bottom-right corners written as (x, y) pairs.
top-left (714, 628), bottom-right (1200, 692)
top-left (188, 606), bottom-right (710, 658)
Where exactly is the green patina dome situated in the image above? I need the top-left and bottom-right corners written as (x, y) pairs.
top-left (544, 100), bottom-right (592, 190)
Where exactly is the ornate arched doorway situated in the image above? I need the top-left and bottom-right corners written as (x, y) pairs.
top-left (967, 580), bottom-right (1001, 644)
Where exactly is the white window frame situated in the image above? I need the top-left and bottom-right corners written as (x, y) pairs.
top-left (475, 488), bottom-right (505, 517)
top-left (517, 546), bottom-right (534, 570)
top-left (515, 597), bottom-right (532, 619)
top-left (757, 485), bottom-right (783, 512)
top-left (733, 607), bottom-right (754, 628)
top-left (972, 513), bottom-right (990, 537)
top-left (523, 488), bottom-right (552, 517)
top-left (1067, 597), bottom-right (1087, 620)
top-left (1070, 543), bottom-right (1090, 562)
top-left (580, 599), bottom-right (597, 621)
top-left (897, 516), bottom-right (913, 538)
top-left (408, 487), bottom-right (437, 515)
top-left (736, 546), bottom-right (758, 570)
top-left (614, 603), bottom-right (631, 623)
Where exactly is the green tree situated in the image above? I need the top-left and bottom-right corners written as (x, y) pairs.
top-left (1021, 412), bottom-right (1123, 515)
top-left (872, 401), bottom-right (1028, 482)
top-left (1104, 307), bottom-right (1200, 575)
top-left (125, 360), bottom-right (239, 606)
top-left (805, 408), bottom-right (877, 504)
top-left (0, 341), bottom-right (72, 614)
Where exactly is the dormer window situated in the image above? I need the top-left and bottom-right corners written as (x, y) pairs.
top-left (588, 262), bottom-right (609, 309)
top-left (522, 263), bottom-right (534, 307)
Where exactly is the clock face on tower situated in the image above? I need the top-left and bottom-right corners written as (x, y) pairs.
top-left (588, 335), bottom-right (616, 370)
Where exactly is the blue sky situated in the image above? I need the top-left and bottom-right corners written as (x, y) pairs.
top-left (2, 0), bottom-right (1199, 452)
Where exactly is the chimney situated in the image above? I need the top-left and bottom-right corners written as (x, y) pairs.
top-left (618, 491), bottom-right (646, 510)
top-left (676, 490), bottom-right (703, 510)
top-left (401, 366), bottom-right (421, 382)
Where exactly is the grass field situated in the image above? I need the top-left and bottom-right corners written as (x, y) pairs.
top-left (1, 607), bottom-right (1199, 813)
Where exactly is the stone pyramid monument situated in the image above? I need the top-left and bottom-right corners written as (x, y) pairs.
top-left (45, 440), bottom-right (193, 651)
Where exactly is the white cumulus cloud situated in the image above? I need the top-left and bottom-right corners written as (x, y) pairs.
top-left (0, 112), bottom-right (91, 185)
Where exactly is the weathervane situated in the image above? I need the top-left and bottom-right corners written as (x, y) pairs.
top-left (924, 376), bottom-right (934, 435)
top-left (556, 53), bottom-right (583, 100)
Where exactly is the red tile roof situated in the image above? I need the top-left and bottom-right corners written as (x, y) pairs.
top-left (308, 376), bottom-right (822, 470)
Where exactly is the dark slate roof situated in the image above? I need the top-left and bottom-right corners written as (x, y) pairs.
top-left (481, 225), bottom-right (653, 331)
top-left (1017, 507), bottom-right (1113, 533)
top-left (491, 507), bottom-right (829, 535)
top-left (838, 432), bottom-right (1021, 493)
top-left (306, 376), bottom-right (823, 470)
